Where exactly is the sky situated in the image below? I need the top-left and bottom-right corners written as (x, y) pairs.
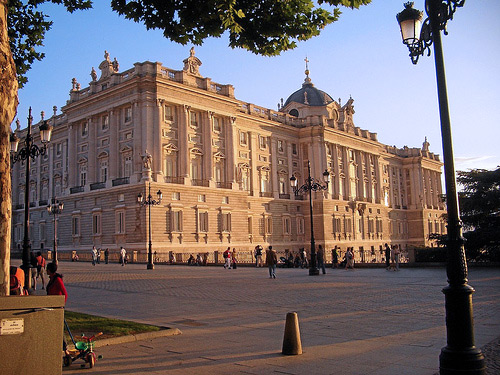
top-left (14, 0), bottom-right (500, 175)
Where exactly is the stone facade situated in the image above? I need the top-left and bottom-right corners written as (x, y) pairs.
top-left (11, 50), bottom-right (446, 260)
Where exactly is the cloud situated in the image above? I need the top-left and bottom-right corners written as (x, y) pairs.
top-left (454, 156), bottom-right (499, 171)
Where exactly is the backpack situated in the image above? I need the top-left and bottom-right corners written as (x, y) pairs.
top-left (223, 250), bottom-right (229, 259)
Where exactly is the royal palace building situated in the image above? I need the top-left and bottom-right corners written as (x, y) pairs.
top-left (10, 49), bottom-right (446, 262)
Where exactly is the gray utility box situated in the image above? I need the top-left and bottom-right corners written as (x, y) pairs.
top-left (0, 295), bottom-right (65, 375)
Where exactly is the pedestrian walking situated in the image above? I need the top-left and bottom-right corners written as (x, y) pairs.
top-left (345, 247), bottom-right (355, 270)
top-left (395, 246), bottom-right (401, 271)
top-left (120, 246), bottom-right (126, 266)
top-left (96, 248), bottom-right (101, 264)
top-left (317, 245), bottom-right (326, 274)
top-left (299, 247), bottom-right (308, 268)
top-left (388, 246), bottom-right (397, 271)
top-left (254, 245), bottom-right (263, 267)
top-left (91, 246), bottom-right (97, 266)
top-left (35, 251), bottom-right (46, 289)
top-left (265, 246), bottom-right (277, 279)
top-left (231, 248), bottom-right (238, 269)
top-left (331, 246), bottom-right (339, 268)
top-left (223, 247), bottom-right (232, 269)
top-left (104, 248), bottom-right (109, 264)
top-left (384, 243), bottom-right (391, 270)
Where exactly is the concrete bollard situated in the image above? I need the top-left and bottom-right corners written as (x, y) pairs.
top-left (282, 312), bottom-right (302, 355)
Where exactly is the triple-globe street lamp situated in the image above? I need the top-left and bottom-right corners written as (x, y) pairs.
top-left (10, 107), bottom-right (53, 288)
top-left (137, 182), bottom-right (162, 270)
top-left (47, 198), bottom-right (64, 264)
top-left (290, 160), bottom-right (330, 276)
top-left (397, 1), bottom-right (485, 374)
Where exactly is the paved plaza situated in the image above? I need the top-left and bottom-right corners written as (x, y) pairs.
top-left (55, 261), bottom-right (500, 374)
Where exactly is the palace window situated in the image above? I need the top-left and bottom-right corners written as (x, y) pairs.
top-left (164, 105), bottom-right (173, 121)
top-left (101, 115), bottom-right (109, 131)
top-left (124, 106), bottom-right (132, 123)
top-left (92, 212), bottom-right (102, 235)
top-left (277, 140), bottom-right (284, 153)
top-left (189, 111), bottom-right (198, 128)
top-left (79, 164), bottom-right (87, 186)
top-left (170, 210), bottom-right (183, 232)
top-left (259, 135), bottom-right (267, 149)
top-left (198, 211), bottom-right (209, 233)
top-left (116, 211), bottom-right (125, 234)
top-left (81, 122), bottom-right (88, 137)
top-left (283, 215), bottom-right (291, 235)
top-left (239, 131), bottom-right (248, 146)
top-left (213, 117), bottom-right (222, 133)
top-left (297, 217), bottom-right (305, 235)
top-left (100, 160), bottom-right (108, 182)
top-left (219, 212), bottom-right (231, 233)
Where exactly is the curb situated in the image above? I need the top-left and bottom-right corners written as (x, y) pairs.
top-left (94, 327), bottom-right (182, 348)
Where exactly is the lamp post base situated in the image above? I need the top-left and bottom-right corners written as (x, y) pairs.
top-left (439, 347), bottom-right (485, 375)
top-left (309, 267), bottom-right (320, 276)
top-left (147, 263), bottom-right (154, 270)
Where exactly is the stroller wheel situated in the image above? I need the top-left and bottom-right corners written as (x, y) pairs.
top-left (63, 355), bottom-right (72, 367)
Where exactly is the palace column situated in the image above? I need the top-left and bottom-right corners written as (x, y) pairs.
top-left (179, 105), bottom-right (190, 181)
top-left (67, 123), bottom-right (77, 188)
top-left (203, 111), bottom-right (214, 185)
top-left (154, 100), bottom-right (164, 180)
top-left (225, 116), bottom-right (236, 187)
top-left (109, 109), bottom-right (119, 181)
top-left (87, 117), bottom-right (97, 183)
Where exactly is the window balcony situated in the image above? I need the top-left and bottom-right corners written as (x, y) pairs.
top-left (216, 182), bottom-right (232, 189)
top-left (192, 179), bottom-right (209, 187)
top-left (279, 193), bottom-right (290, 199)
top-left (70, 186), bottom-right (84, 194)
top-left (90, 182), bottom-right (106, 190)
top-left (260, 192), bottom-right (273, 198)
top-left (294, 195), bottom-right (305, 200)
top-left (38, 200), bottom-right (48, 206)
top-left (29, 202), bottom-right (36, 207)
top-left (165, 176), bottom-right (184, 185)
top-left (15, 204), bottom-right (24, 210)
top-left (112, 177), bottom-right (130, 186)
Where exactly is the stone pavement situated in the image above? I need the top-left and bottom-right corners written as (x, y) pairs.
top-left (54, 262), bottom-right (499, 374)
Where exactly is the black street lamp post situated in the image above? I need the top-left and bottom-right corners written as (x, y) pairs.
top-left (137, 182), bottom-right (162, 270)
top-left (397, 2), bottom-right (485, 374)
top-left (47, 198), bottom-right (64, 264)
top-left (10, 107), bottom-right (53, 288)
top-left (290, 160), bottom-right (330, 276)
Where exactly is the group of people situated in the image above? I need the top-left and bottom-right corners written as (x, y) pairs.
top-left (91, 246), bottom-right (111, 265)
top-left (385, 243), bottom-right (401, 271)
top-left (87, 246), bottom-right (128, 266)
top-left (222, 247), bottom-right (239, 269)
top-left (187, 253), bottom-right (208, 266)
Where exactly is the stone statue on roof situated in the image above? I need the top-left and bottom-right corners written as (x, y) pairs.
top-left (183, 47), bottom-right (202, 76)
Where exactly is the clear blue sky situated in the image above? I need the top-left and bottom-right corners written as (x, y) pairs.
top-left (15, 0), bottom-right (500, 173)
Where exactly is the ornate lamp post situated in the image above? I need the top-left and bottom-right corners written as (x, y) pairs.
top-left (290, 160), bottom-right (329, 276)
top-left (47, 198), bottom-right (64, 264)
top-left (397, 2), bottom-right (485, 374)
top-left (10, 107), bottom-right (53, 288)
top-left (137, 182), bottom-right (162, 270)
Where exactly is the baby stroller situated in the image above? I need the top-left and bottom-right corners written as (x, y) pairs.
top-left (63, 319), bottom-right (103, 368)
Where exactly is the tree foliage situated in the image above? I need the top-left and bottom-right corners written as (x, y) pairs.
top-left (7, 1), bottom-right (92, 88)
top-left (8, 0), bottom-right (370, 87)
top-left (110, 0), bottom-right (370, 56)
top-left (457, 167), bottom-right (500, 261)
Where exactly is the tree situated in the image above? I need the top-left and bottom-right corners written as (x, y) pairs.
top-left (457, 167), bottom-right (500, 261)
top-left (9, 0), bottom-right (371, 87)
top-left (1, 0), bottom-right (370, 295)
